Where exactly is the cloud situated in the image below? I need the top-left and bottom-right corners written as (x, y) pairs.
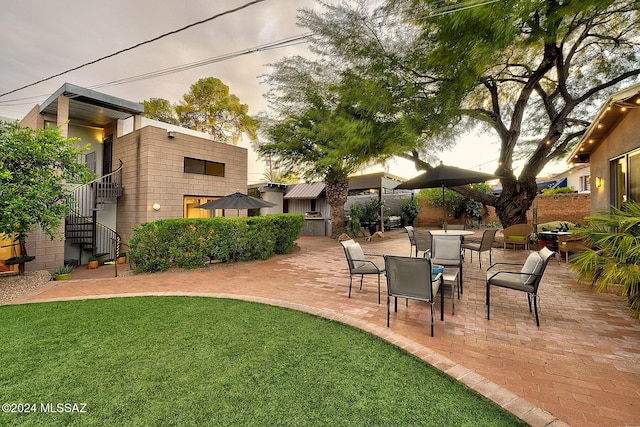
top-left (0, 0), bottom-right (316, 119)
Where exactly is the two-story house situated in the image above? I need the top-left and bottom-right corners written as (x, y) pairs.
top-left (15, 83), bottom-right (247, 272)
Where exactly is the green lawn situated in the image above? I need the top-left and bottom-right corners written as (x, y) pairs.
top-left (0, 297), bottom-right (526, 426)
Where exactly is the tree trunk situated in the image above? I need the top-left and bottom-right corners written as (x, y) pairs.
top-left (325, 178), bottom-right (349, 238)
top-left (494, 176), bottom-right (538, 227)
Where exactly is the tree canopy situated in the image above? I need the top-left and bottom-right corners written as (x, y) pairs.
top-left (295, 0), bottom-right (640, 227)
top-left (258, 47), bottom-right (434, 235)
top-left (0, 121), bottom-right (93, 244)
top-left (141, 77), bottom-right (259, 144)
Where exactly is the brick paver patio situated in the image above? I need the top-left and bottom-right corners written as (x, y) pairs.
top-left (9, 229), bottom-right (640, 426)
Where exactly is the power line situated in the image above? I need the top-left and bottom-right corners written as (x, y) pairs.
top-left (90, 33), bottom-right (312, 90)
top-left (0, 33), bottom-right (312, 110)
top-left (0, 0), bottom-right (498, 105)
top-left (0, 0), bottom-right (267, 98)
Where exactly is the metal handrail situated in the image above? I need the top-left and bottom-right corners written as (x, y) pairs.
top-left (66, 160), bottom-right (124, 262)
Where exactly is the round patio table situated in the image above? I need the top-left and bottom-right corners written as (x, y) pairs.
top-left (429, 230), bottom-right (474, 237)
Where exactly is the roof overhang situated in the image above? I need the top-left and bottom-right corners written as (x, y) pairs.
top-left (569, 82), bottom-right (640, 164)
top-left (39, 83), bottom-right (144, 127)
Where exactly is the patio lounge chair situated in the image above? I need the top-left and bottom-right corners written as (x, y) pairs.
top-left (501, 224), bottom-right (534, 250)
top-left (340, 239), bottom-right (386, 304)
top-left (384, 255), bottom-right (444, 336)
top-left (486, 246), bottom-right (555, 326)
top-left (462, 228), bottom-right (498, 268)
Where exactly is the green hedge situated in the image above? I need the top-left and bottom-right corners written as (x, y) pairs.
top-left (128, 214), bottom-right (305, 272)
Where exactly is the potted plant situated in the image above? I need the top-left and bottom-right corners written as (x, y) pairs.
top-left (53, 265), bottom-right (73, 281)
top-left (87, 255), bottom-right (99, 269)
top-left (361, 198), bottom-right (384, 235)
top-left (401, 198), bottom-right (421, 227)
top-left (117, 252), bottom-right (127, 264)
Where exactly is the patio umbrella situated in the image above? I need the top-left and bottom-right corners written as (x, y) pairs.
top-left (396, 163), bottom-right (500, 226)
top-left (195, 191), bottom-right (276, 215)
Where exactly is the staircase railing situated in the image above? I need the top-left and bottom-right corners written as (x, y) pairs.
top-left (66, 160), bottom-right (124, 263)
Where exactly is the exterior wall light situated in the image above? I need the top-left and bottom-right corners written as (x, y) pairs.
top-left (596, 177), bottom-right (603, 188)
top-left (167, 131), bottom-right (176, 138)
top-left (153, 203), bottom-right (161, 211)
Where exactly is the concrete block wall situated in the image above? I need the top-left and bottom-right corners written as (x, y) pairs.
top-left (114, 125), bottom-right (248, 246)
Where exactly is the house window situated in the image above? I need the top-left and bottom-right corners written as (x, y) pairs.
top-left (611, 149), bottom-right (640, 208)
top-left (580, 175), bottom-right (590, 192)
top-left (184, 157), bottom-right (225, 177)
top-left (183, 196), bottom-right (223, 218)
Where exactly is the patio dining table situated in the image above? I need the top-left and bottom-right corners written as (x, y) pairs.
top-left (428, 230), bottom-right (475, 237)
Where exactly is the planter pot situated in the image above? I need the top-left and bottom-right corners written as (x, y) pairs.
top-left (117, 256), bottom-right (126, 264)
top-left (54, 273), bottom-right (72, 281)
top-left (88, 260), bottom-right (99, 269)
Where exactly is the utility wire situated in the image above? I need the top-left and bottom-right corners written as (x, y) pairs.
top-left (91, 33), bottom-right (312, 90)
top-left (0, 0), bottom-right (497, 103)
top-left (0, 0), bottom-right (267, 98)
top-left (0, 33), bottom-right (312, 109)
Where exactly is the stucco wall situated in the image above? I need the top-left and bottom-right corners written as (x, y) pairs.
top-left (590, 107), bottom-right (640, 213)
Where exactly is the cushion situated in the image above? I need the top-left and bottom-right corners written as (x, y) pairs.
top-left (520, 252), bottom-right (543, 285)
top-left (509, 235), bottom-right (527, 241)
top-left (346, 243), bottom-right (366, 268)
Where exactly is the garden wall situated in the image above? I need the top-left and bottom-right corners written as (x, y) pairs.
top-left (416, 193), bottom-right (590, 227)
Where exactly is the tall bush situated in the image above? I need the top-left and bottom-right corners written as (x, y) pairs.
top-left (129, 214), bottom-right (304, 273)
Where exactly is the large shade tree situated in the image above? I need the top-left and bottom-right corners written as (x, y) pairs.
top-left (0, 121), bottom-right (93, 270)
top-left (299, 0), bottom-right (640, 226)
top-left (258, 51), bottom-right (432, 236)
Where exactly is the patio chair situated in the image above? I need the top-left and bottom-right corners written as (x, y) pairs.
top-left (447, 224), bottom-right (465, 230)
top-left (501, 224), bottom-right (534, 250)
top-left (384, 255), bottom-right (444, 337)
top-left (429, 235), bottom-right (464, 293)
top-left (340, 239), bottom-right (386, 304)
top-left (404, 226), bottom-right (417, 256)
top-left (557, 234), bottom-right (590, 263)
top-left (486, 246), bottom-right (555, 327)
top-left (462, 228), bottom-right (498, 268)
top-left (414, 230), bottom-right (432, 258)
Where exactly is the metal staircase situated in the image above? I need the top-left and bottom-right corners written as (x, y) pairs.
top-left (65, 160), bottom-right (124, 264)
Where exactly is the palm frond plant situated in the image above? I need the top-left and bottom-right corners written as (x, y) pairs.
top-left (570, 201), bottom-right (640, 319)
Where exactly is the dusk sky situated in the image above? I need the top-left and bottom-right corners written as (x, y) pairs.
top-left (0, 0), bottom-right (564, 181)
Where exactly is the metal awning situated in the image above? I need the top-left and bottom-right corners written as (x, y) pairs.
top-left (284, 183), bottom-right (325, 199)
top-left (39, 83), bottom-right (144, 127)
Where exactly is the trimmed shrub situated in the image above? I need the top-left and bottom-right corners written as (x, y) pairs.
top-left (129, 214), bottom-right (304, 273)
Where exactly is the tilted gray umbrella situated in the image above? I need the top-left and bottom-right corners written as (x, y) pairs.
top-left (195, 191), bottom-right (276, 215)
top-left (396, 163), bottom-right (500, 226)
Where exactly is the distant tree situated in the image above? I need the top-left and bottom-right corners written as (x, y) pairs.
top-left (175, 77), bottom-right (259, 143)
top-left (300, 0), bottom-right (640, 227)
top-left (0, 121), bottom-right (93, 267)
top-left (141, 98), bottom-right (179, 125)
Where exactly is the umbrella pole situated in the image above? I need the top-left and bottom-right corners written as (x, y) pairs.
top-left (442, 184), bottom-right (447, 231)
